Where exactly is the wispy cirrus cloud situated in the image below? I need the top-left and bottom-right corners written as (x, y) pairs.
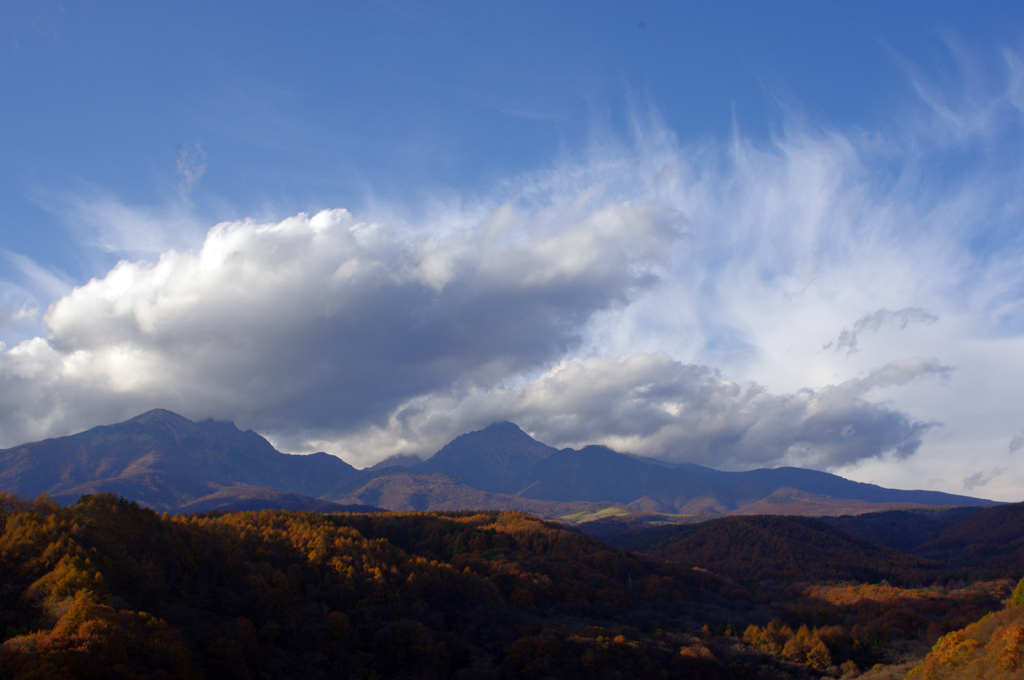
top-left (176, 142), bottom-right (208, 200)
top-left (826, 308), bottom-right (939, 355)
top-left (1010, 432), bottom-right (1024, 455)
top-left (0, 42), bottom-right (1022, 501)
top-left (1, 249), bottom-right (73, 302)
top-left (963, 467), bottom-right (1004, 492)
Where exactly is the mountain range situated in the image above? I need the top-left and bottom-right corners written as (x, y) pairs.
top-left (0, 409), bottom-right (995, 519)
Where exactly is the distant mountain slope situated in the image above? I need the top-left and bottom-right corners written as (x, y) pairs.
top-left (728, 488), bottom-right (934, 517)
top-left (617, 515), bottom-right (944, 584)
top-left (724, 466), bottom-right (992, 508)
top-left (415, 421), bottom-right (557, 493)
top-left (367, 453), bottom-right (424, 471)
top-left (327, 467), bottom-right (609, 517)
top-left (509, 441), bottom-right (993, 512)
top-left (0, 409), bottom-right (360, 511)
top-left (516, 445), bottom-right (686, 503)
top-left (173, 484), bottom-right (383, 514)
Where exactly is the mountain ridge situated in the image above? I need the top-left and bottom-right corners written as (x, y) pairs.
top-left (0, 409), bottom-right (1000, 516)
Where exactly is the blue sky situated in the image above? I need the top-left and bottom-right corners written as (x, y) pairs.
top-left (3, 1), bottom-right (1024, 500)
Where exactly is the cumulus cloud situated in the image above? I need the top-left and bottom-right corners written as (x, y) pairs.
top-left (0, 201), bottom-right (681, 447)
top-left (2, 43), bottom-right (1023, 492)
top-left (321, 352), bottom-right (947, 470)
top-left (827, 308), bottom-right (939, 355)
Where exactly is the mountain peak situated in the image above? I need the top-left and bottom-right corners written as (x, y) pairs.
top-left (417, 421), bottom-right (558, 494)
top-left (128, 408), bottom-right (195, 426)
top-left (476, 421), bottom-right (535, 440)
top-left (483, 420), bottom-right (523, 431)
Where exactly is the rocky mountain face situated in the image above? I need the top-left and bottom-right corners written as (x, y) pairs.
top-left (0, 409), bottom-right (998, 516)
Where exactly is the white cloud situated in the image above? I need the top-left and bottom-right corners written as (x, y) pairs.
top-left (1, 44), bottom-right (1023, 501)
top-left (0, 201), bottom-right (680, 447)
top-left (318, 352), bottom-right (947, 470)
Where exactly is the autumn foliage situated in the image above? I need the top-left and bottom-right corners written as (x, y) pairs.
top-left (2, 492), bottom-right (1019, 679)
top-left (905, 578), bottom-right (1024, 679)
top-left (0, 492), bottom-right (781, 679)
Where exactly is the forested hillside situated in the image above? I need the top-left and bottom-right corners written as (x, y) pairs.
top-left (618, 516), bottom-right (946, 585)
top-left (902, 581), bottom-right (1024, 679)
top-left (0, 493), bottom-right (805, 679)
top-left (912, 503), bottom-right (1024, 573)
top-left (821, 508), bottom-right (987, 552)
top-left (1, 493), bottom-right (1019, 678)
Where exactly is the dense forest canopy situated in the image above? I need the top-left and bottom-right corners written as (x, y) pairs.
top-left (0, 493), bottom-right (753, 678)
top-left (0, 493), bottom-right (1019, 679)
